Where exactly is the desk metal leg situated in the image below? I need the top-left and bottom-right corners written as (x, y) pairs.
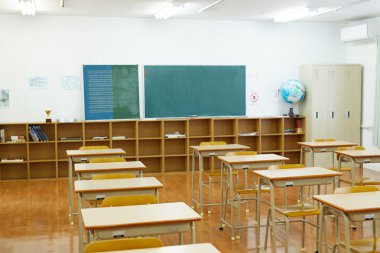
top-left (78, 193), bottom-right (84, 253)
top-left (229, 164), bottom-right (236, 240)
top-left (191, 221), bottom-right (196, 244)
top-left (269, 181), bottom-right (277, 253)
top-left (198, 154), bottom-right (204, 216)
top-left (343, 214), bottom-right (351, 253)
top-left (220, 162), bottom-right (225, 228)
top-left (191, 151), bottom-right (195, 208)
top-left (256, 178), bottom-right (262, 251)
top-left (69, 157), bottom-right (74, 225)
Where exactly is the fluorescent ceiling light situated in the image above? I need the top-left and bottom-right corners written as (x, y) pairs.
top-left (199, 0), bottom-right (224, 13)
top-left (19, 0), bottom-right (36, 16)
top-left (273, 7), bottom-right (336, 23)
top-left (155, 3), bottom-right (185, 19)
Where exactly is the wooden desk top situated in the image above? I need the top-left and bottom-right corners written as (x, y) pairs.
top-left (81, 202), bottom-right (202, 230)
top-left (190, 144), bottom-right (249, 152)
top-left (253, 167), bottom-right (342, 180)
top-left (218, 154), bottom-right (289, 165)
top-left (74, 177), bottom-right (163, 193)
top-left (335, 149), bottom-right (380, 159)
top-left (298, 141), bottom-right (357, 148)
top-left (96, 243), bottom-right (220, 253)
top-left (75, 161), bottom-right (145, 172)
top-left (66, 148), bottom-right (126, 157)
top-left (313, 191), bottom-right (380, 213)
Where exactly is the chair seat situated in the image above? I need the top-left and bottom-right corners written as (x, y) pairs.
top-left (340, 237), bottom-right (380, 253)
top-left (329, 167), bottom-right (352, 172)
top-left (202, 170), bottom-right (238, 177)
top-left (278, 203), bottom-right (320, 217)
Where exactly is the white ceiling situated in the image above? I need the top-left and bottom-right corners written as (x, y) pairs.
top-left (1, 0), bottom-right (380, 22)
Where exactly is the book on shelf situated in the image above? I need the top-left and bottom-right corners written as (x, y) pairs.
top-left (92, 136), bottom-right (108, 140)
top-left (1, 158), bottom-right (24, 163)
top-left (238, 132), bottom-right (259, 136)
top-left (0, 129), bottom-right (5, 143)
top-left (28, 126), bottom-right (49, 142)
top-left (112, 136), bottom-right (126, 140)
top-left (61, 137), bottom-right (82, 141)
top-left (164, 132), bottom-right (186, 138)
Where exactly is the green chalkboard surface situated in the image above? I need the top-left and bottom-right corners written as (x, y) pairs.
top-left (144, 66), bottom-right (245, 118)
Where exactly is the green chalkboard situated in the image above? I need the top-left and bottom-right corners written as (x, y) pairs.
top-left (144, 66), bottom-right (245, 118)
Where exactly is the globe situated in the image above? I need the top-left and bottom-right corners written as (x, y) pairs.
top-left (280, 79), bottom-right (306, 104)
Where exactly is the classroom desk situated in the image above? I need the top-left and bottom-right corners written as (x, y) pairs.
top-left (190, 144), bottom-right (249, 216)
top-left (314, 191), bottom-right (380, 253)
top-left (75, 177), bottom-right (163, 253)
top-left (335, 149), bottom-right (380, 186)
top-left (298, 141), bottom-right (357, 166)
top-left (94, 243), bottom-right (220, 253)
top-left (75, 161), bottom-right (145, 179)
top-left (66, 148), bottom-right (126, 225)
top-left (80, 202), bottom-right (202, 249)
top-left (254, 167), bottom-right (342, 253)
top-left (217, 154), bottom-right (289, 240)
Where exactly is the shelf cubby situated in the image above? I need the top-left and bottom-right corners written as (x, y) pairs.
top-left (284, 151), bottom-right (302, 164)
top-left (138, 120), bottom-right (162, 138)
top-left (237, 136), bottom-right (260, 152)
top-left (0, 123), bottom-right (27, 142)
top-left (57, 122), bottom-right (83, 141)
top-left (164, 138), bottom-right (186, 155)
top-left (111, 121), bottom-right (136, 139)
top-left (139, 157), bottom-right (162, 173)
top-left (189, 118), bottom-right (211, 137)
top-left (30, 161), bottom-right (56, 179)
top-left (237, 118), bottom-right (260, 135)
top-left (261, 118), bottom-right (283, 135)
top-left (261, 135), bottom-right (282, 152)
top-left (165, 156), bottom-right (187, 172)
top-left (111, 140), bottom-right (137, 157)
top-left (28, 142), bottom-right (56, 161)
top-left (84, 122), bottom-right (110, 140)
top-left (0, 163), bottom-right (27, 180)
top-left (164, 120), bottom-right (187, 136)
top-left (213, 118), bottom-right (235, 136)
top-left (284, 135), bottom-right (304, 151)
top-left (138, 139), bottom-right (162, 156)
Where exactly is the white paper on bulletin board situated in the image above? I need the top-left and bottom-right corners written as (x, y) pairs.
top-left (0, 89), bottom-right (9, 108)
top-left (61, 76), bottom-right (80, 90)
top-left (29, 76), bottom-right (48, 89)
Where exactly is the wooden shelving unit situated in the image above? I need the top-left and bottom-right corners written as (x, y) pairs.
top-left (0, 116), bottom-right (305, 181)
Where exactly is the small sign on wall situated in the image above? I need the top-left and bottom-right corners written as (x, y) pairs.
top-left (29, 76), bottom-right (48, 89)
top-left (249, 91), bottom-right (259, 105)
top-left (61, 76), bottom-right (80, 90)
top-left (0, 89), bottom-right (9, 108)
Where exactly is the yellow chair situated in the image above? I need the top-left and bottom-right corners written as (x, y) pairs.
top-left (84, 237), bottom-right (164, 253)
top-left (313, 138), bottom-right (336, 142)
top-left (89, 157), bottom-right (135, 180)
top-left (222, 151), bottom-right (269, 240)
top-left (264, 164), bottom-right (320, 253)
top-left (101, 194), bottom-right (158, 207)
top-left (89, 157), bottom-right (126, 163)
top-left (331, 186), bottom-right (380, 253)
top-left (79, 146), bottom-right (109, 150)
top-left (332, 146), bottom-right (365, 185)
top-left (200, 141), bottom-right (238, 214)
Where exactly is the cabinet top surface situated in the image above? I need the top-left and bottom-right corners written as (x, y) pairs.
top-left (313, 191), bottom-right (380, 213)
top-left (253, 167), bottom-right (342, 180)
top-left (190, 144), bottom-right (249, 152)
top-left (66, 148), bottom-right (126, 157)
top-left (81, 202), bottom-right (202, 229)
top-left (298, 141), bottom-right (357, 148)
top-left (218, 154), bottom-right (289, 164)
top-left (75, 161), bottom-right (145, 171)
top-left (74, 177), bottom-right (163, 192)
top-left (94, 243), bottom-right (220, 253)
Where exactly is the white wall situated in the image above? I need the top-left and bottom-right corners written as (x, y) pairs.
top-left (0, 14), bottom-right (346, 122)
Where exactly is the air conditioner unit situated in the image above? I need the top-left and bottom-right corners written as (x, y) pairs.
top-left (341, 23), bottom-right (380, 43)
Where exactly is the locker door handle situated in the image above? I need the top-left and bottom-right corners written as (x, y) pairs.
top-left (347, 111), bottom-right (350, 118)
top-left (315, 112), bottom-right (318, 119)
top-left (331, 111), bottom-right (334, 119)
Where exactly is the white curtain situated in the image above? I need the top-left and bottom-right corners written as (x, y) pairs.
top-left (373, 36), bottom-right (380, 146)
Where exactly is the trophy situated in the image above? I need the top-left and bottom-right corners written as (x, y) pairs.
top-left (45, 110), bottom-right (52, 123)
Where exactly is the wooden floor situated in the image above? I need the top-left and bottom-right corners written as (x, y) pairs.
top-left (0, 172), bottom-right (378, 253)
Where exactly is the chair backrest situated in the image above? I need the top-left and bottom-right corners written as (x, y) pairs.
top-left (79, 146), bottom-right (109, 150)
top-left (101, 194), bottom-right (158, 207)
top-left (84, 237), bottom-right (164, 253)
top-left (269, 164), bottom-right (305, 170)
top-left (226, 151), bottom-right (257, 156)
top-left (89, 157), bottom-right (126, 163)
top-left (200, 141), bottom-right (227, 146)
top-left (313, 138), bottom-right (336, 142)
top-left (334, 185), bottom-right (379, 194)
top-left (92, 173), bottom-right (136, 180)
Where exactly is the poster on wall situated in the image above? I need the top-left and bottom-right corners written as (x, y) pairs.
top-left (0, 89), bottom-right (9, 108)
top-left (29, 76), bottom-right (48, 89)
top-left (83, 65), bottom-right (140, 120)
top-left (61, 76), bottom-right (80, 90)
